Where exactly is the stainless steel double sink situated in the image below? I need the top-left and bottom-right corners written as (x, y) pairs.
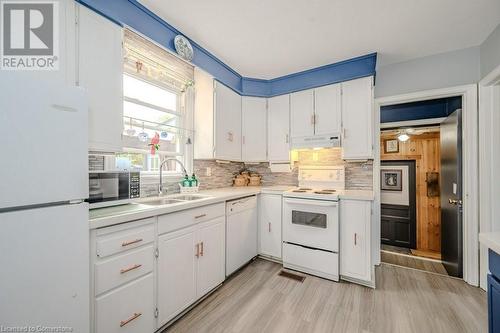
top-left (142, 194), bottom-right (211, 206)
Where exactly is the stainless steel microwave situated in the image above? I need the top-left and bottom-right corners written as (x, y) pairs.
top-left (87, 171), bottom-right (140, 208)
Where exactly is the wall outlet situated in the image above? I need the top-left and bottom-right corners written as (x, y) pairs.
top-left (206, 167), bottom-right (212, 176)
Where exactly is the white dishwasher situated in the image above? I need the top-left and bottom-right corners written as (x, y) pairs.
top-left (226, 195), bottom-right (258, 276)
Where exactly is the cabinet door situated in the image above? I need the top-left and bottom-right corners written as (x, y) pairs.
top-left (488, 274), bottom-right (500, 333)
top-left (157, 227), bottom-right (197, 326)
top-left (196, 217), bottom-right (226, 297)
top-left (290, 89), bottom-right (314, 138)
top-left (258, 194), bottom-right (282, 259)
top-left (215, 82), bottom-right (242, 161)
top-left (78, 5), bottom-right (123, 153)
top-left (268, 95), bottom-right (290, 162)
top-left (341, 77), bottom-right (373, 159)
top-left (242, 97), bottom-right (267, 162)
top-left (340, 200), bottom-right (372, 282)
top-left (314, 84), bottom-right (341, 136)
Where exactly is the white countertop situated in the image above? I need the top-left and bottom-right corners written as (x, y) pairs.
top-left (89, 186), bottom-right (374, 229)
top-left (479, 232), bottom-right (500, 255)
top-left (89, 187), bottom-right (260, 229)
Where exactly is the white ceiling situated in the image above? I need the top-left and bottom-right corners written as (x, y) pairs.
top-left (139, 0), bottom-right (500, 79)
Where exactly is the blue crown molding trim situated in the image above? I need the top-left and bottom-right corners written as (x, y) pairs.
top-left (75, 0), bottom-right (377, 98)
top-left (380, 96), bottom-right (462, 123)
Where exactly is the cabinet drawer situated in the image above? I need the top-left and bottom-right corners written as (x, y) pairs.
top-left (95, 274), bottom-right (155, 333)
top-left (96, 222), bottom-right (154, 258)
top-left (283, 242), bottom-right (339, 281)
top-left (158, 203), bottom-right (225, 235)
top-left (95, 245), bottom-right (154, 295)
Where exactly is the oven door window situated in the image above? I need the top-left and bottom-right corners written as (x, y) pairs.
top-left (291, 210), bottom-right (327, 228)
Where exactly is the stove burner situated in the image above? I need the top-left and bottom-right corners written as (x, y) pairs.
top-left (297, 188), bottom-right (312, 191)
top-left (314, 191), bottom-right (334, 195)
top-left (320, 189), bottom-right (337, 193)
top-left (292, 190), bottom-right (307, 193)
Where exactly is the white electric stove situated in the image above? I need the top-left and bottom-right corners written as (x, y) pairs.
top-left (282, 166), bottom-right (345, 281)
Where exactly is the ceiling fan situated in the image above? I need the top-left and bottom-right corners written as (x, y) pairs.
top-left (383, 127), bottom-right (439, 142)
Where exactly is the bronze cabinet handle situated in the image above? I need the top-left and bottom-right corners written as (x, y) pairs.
top-left (120, 312), bottom-right (142, 327)
top-left (195, 243), bottom-right (200, 258)
top-left (120, 264), bottom-right (142, 274)
top-left (354, 233), bottom-right (357, 246)
top-left (121, 238), bottom-right (143, 247)
top-left (194, 214), bottom-right (207, 219)
top-left (200, 241), bottom-right (204, 256)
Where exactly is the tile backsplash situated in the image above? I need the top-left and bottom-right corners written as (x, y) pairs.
top-left (193, 148), bottom-right (373, 191)
top-left (89, 147), bottom-right (373, 196)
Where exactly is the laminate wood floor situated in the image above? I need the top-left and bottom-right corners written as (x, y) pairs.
top-left (164, 258), bottom-right (487, 333)
top-left (381, 250), bottom-right (449, 276)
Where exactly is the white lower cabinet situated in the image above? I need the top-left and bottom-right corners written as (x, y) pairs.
top-left (157, 226), bottom-right (198, 326)
top-left (95, 274), bottom-right (155, 333)
top-left (157, 215), bottom-right (225, 327)
top-left (196, 217), bottom-right (226, 296)
top-left (340, 199), bottom-right (373, 286)
top-left (258, 194), bottom-right (282, 259)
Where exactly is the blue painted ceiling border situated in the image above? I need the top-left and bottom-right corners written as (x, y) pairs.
top-left (75, 0), bottom-right (377, 97)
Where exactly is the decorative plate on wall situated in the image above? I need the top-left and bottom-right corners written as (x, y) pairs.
top-left (174, 35), bottom-right (194, 61)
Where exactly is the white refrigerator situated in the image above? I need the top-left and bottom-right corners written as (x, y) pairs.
top-left (0, 76), bottom-right (90, 332)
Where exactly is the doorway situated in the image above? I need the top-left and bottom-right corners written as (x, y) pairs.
top-left (378, 97), bottom-right (463, 277)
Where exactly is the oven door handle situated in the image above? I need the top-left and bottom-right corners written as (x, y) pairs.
top-left (283, 198), bottom-right (338, 207)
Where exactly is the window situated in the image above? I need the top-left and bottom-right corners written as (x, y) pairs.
top-left (118, 29), bottom-right (194, 174)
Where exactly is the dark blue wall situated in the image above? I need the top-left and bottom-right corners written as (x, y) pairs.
top-left (380, 96), bottom-right (462, 123)
top-left (76, 0), bottom-right (376, 97)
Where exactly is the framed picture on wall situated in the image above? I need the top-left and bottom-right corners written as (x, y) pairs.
top-left (384, 139), bottom-right (399, 153)
top-left (381, 169), bottom-right (403, 191)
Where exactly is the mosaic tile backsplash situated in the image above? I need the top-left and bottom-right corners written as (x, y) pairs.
top-left (89, 148), bottom-right (372, 197)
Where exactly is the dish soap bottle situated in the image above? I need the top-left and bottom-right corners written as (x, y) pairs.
top-left (190, 173), bottom-right (198, 187)
top-left (182, 174), bottom-right (190, 187)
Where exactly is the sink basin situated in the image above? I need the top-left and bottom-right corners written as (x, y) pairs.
top-left (169, 194), bottom-right (210, 201)
top-left (142, 198), bottom-right (185, 206)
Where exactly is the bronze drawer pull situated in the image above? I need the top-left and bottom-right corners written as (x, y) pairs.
top-left (194, 214), bottom-right (207, 219)
top-left (120, 264), bottom-right (142, 274)
top-left (120, 312), bottom-right (142, 327)
top-left (121, 238), bottom-right (143, 247)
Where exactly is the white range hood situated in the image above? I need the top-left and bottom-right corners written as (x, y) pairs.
top-left (290, 133), bottom-right (341, 149)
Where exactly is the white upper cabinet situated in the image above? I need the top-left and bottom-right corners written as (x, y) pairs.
top-left (341, 77), bottom-right (374, 160)
top-left (194, 68), bottom-right (215, 160)
top-left (194, 73), bottom-right (243, 162)
top-left (314, 84), bottom-right (342, 136)
top-left (268, 95), bottom-right (290, 162)
top-left (242, 97), bottom-right (267, 162)
top-left (77, 5), bottom-right (123, 153)
top-left (290, 89), bottom-right (315, 138)
top-left (214, 82), bottom-right (242, 161)
top-left (289, 84), bottom-right (342, 148)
